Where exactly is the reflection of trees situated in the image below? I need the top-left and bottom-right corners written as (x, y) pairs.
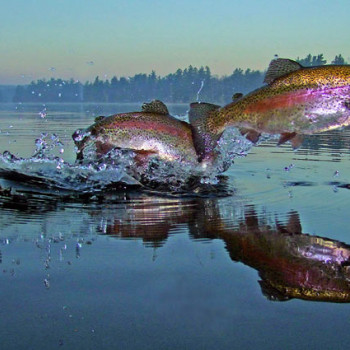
top-left (12, 53), bottom-right (347, 104)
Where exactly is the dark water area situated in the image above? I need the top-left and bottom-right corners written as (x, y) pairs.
top-left (1, 103), bottom-right (350, 349)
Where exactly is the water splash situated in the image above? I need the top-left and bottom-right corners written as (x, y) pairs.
top-left (196, 80), bottom-right (205, 102)
top-left (38, 108), bottom-right (47, 119)
top-left (0, 125), bottom-right (261, 195)
top-left (215, 127), bottom-right (258, 171)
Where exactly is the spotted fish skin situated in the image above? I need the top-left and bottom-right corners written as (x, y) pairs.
top-left (189, 59), bottom-right (350, 161)
top-left (73, 109), bottom-right (199, 166)
top-left (213, 63), bottom-right (350, 135)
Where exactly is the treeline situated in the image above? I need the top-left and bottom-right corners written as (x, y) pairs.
top-left (12, 54), bottom-right (347, 104)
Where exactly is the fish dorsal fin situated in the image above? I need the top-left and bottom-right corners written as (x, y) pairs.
top-left (232, 93), bottom-right (243, 102)
top-left (264, 58), bottom-right (303, 84)
top-left (189, 102), bottom-right (221, 162)
top-left (189, 102), bottom-right (220, 124)
top-left (142, 100), bottom-right (169, 115)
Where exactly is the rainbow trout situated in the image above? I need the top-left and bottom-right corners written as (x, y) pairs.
top-left (190, 58), bottom-right (350, 161)
top-left (73, 100), bottom-right (199, 166)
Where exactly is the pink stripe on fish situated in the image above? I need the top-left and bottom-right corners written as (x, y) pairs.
top-left (107, 120), bottom-right (192, 141)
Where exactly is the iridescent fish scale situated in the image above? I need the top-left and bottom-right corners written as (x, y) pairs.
top-left (209, 64), bottom-right (350, 135)
top-left (75, 111), bottom-right (198, 164)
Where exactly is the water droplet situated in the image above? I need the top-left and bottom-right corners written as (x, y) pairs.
top-left (44, 278), bottom-right (50, 289)
top-left (12, 258), bottom-right (20, 265)
top-left (38, 108), bottom-right (47, 118)
top-left (72, 129), bottom-right (91, 142)
top-left (196, 80), bottom-right (205, 103)
top-left (98, 163), bottom-right (107, 171)
top-left (284, 164), bottom-right (295, 172)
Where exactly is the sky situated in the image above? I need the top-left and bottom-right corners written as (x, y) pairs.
top-left (1, 0), bottom-right (349, 85)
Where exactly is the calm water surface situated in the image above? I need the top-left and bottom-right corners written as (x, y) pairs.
top-left (1, 103), bottom-right (350, 350)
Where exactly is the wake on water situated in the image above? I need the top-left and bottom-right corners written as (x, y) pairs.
top-left (0, 124), bottom-right (263, 198)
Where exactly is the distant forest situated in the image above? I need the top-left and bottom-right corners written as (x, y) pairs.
top-left (8, 54), bottom-right (348, 104)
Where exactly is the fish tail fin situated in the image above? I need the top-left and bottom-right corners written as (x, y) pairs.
top-left (189, 102), bottom-right (221, 162)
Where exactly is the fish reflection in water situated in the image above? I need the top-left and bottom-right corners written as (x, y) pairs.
top-left (1, 187), bottom-right (350, 303)
top-left (99, 198), bottom-right (350, 303)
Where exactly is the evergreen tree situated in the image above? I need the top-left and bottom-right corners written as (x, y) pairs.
top-left (331, 54), bottom-right (347, 65)
top-left (11, 53), bottom-right (347, 104)
top-left (296, 53), bottom-right (327, 66)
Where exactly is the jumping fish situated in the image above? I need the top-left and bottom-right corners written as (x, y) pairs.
top-left (189, 58), bottom-right (350, 161)
top-left (73, 100), bottom-right (199, 166)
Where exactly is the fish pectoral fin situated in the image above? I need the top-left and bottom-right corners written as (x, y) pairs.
top-left (290, 135), bottom-right (304, 150)
top-left (133, 149), bottom-right (158, 156)
top-left (278, 132), bottom-right (297, 145)
top-left (240, 128), bottom-right (261, 143)
top-left (141, 100), bottom-right (169, 115)
top-left (95, 141), bottom-right (114, 155)
top-left (278, 132), bottom-right (303, 149)
top-left (133, 149), bottom-right (159, 166)
top-left (264, 58), bottom-right (303, 85)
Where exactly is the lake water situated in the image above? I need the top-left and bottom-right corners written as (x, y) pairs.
top-left (1, 103), bottom-right (350, 350)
